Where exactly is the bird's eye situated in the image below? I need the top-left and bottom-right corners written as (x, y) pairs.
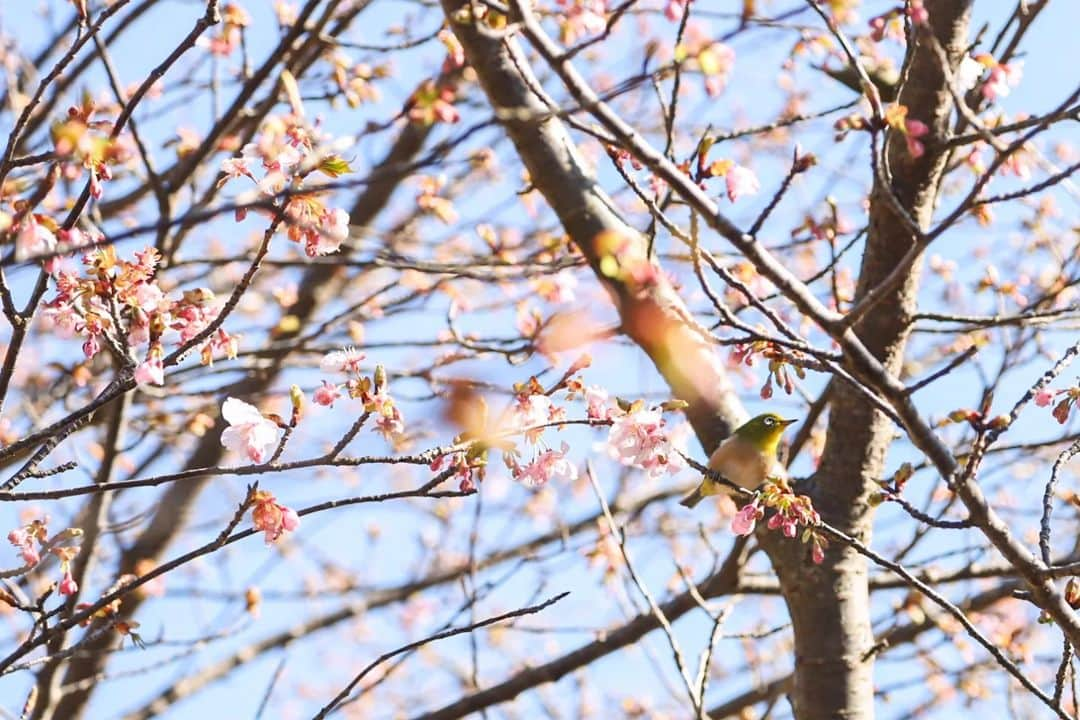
top-left (764, 417), bottom-right (775, 426)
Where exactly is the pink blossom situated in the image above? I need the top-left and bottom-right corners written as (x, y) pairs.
top-left (219, 157), bottom-right (254, 185)
top-left (904, 119), bottom-right (929, 159)
top-left (320, 347), bottom-right (366, 375)
top-left (516, 443), bottom-right (578, 487)
top-left (664, 0), bottom-right (688, 22)
top-left (20, 544), bottom-right (40, 566)
top-left (129, 282), bottom-right (164, 313)
top-left (251, 491), bottom-right (300, 544)
top-left (59, 570), bottom-right (79, 596)
top-left (731, 503), bottom-right (759, 536)
top-left (725, 165), bottom-right (760, 202)
top-left (510, 394), bottom-right (553, 442)
top-left (1034, 388), bottom-right (1056, 407)
top-left (306, 208), bottom-right (349, 257)
top-left (219, 397), bottom-right (281, 464)
top-left (867, 16), bottom-right (888, 42)
top-left (430, 451), bottom-right (475, 489)
top-left (7, 528), bottom-right (39, 566)
top-left (584, 385), bottom-right (612, 420)
top-left (15, 216), bottom-right (57, 262)
top-left (811, 543), bottom-right (825, 565)
top-left (281, 506), bottom-right (300, 532)
top-left (982, 61), bottom-right (1022, 101)
top-left (373, 401), bottom-right (405, 439)
top-left (135, 350), bottom-right (165, 387)
top-left (1002, 152), bottom-right (1032, 181)
top-left (82, 336), bottom-right (101, 360)
top-left (555, 0), bottom-right (608, 43)
top-left (313, 380), bottom-right (341, 407)
top-left (906, 0), bottom-right (928, 24)
top-left (605, 408), bottom-right (685, 480)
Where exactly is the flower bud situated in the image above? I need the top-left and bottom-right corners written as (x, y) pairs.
top-left (1066, 578), bottom-right (1080, 609)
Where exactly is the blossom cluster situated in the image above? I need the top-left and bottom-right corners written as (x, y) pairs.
top-left (51, 95), bottom-right (133, 202)
top-left (42, 246), bottom-right (236, 386)
top-left (731, 479), bottom-right (827, 564)
top-left (500, 380), bottom-right (580, 490)
top-left (730, 341), bottom-right (811, 400)
top-left (219, 114), bottom-right (352, 257)
top-left (7, 517), bottom-right (49, 567)
top-left (318, 350), bottom-right (405, 441)
top-left (7, 518), bottom-right (83, 595)
top-left (597, 394), bottom-right (688, 482)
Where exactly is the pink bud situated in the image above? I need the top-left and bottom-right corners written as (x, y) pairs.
top-left (731, 504), bottom-right (758, 536)
top-left (21, 546), bottom-right (40, 566)
top-left (82, 336), bottom-right (100, 359)
top-left (59, 570), bottom-right (79, 596)
top-left (1034, 388), bottom-right (1055, 407)
top-left (280, 506), bottom-right (300, 532)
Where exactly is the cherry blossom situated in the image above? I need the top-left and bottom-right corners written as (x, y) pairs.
top-left (509, 393), bottom-right (554, 442)
top-left (731, 502), bottom-right (761, 536)
top-left (515, 443), bottom-right (578, 487)
top-left (7, 525), bottom-right (42, 566)
top-left (219, 398), bottom-right (281, 464)
top-left (219, 157), bottom-right (254, 185)
top-left (431, 451), bottom-right (481, 492)
top-left (885, 104), bottom-right (930, 159)
top-left (584, 385), bottom-right (613, 420)
top-left (975, 54), bottom-right (1023, 101)
top-left (372, 395), bottom-right (405, 439)
top-left (1034, 388), bottom-right (1056, 407)
top-left (725, 165), bottom-right (760, 202)
top-left (906, 0), bottom-right (928, 25)
top-left (15, 215), bottom-right (57, 262)
top-left (313, 381), bottom-right (342, 407)
top-left (555, 0), bottom-right (607, 44)
top-left (250, 490), bottom-right (300, 544)
top-left (321, 347), bottom-right (366, 375)
top-left (664, 0), bottom-right (689, 22)
top-left (604, 407), bottom-right (685, 480)
top-left (135, 343), bottom-right (165, 387)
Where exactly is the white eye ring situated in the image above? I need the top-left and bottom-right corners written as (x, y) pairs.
top-left (764, 417), bottom-right (775, 426)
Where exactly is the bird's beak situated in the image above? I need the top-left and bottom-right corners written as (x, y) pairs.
top-left (780, 418), bottom-right (798, 426)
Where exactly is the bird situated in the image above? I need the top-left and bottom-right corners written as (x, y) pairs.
top-left (679, 413), bottom-right (797, 508)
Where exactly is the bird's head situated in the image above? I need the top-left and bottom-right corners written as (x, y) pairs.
top-left (734, 413), bottom-right (798, 452)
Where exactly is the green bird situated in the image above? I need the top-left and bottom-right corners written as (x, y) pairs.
top-left (680, 413), bottom-right (797, 508)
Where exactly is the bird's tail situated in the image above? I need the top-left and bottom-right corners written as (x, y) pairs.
top-left (679, 485), bottom-right (704, 508)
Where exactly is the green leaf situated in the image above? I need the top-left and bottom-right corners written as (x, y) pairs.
top-left (319, 155), bottom-right (353, 178)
